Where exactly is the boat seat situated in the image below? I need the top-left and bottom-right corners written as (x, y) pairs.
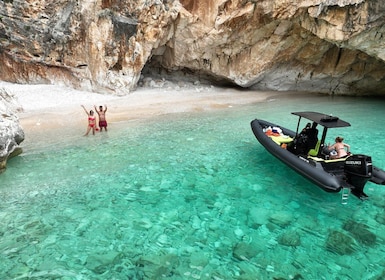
top-left (308, 140), bottom-right (321, 156)
top-left (269, 135), bottom-right (293, 145)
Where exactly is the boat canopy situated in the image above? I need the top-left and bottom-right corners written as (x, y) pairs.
top-left (292, 111), bottom-right (351, 128)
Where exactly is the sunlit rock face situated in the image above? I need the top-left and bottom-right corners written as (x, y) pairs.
top-left (0, 0), bottom-right (180, 95)
top-left (0, 88), bottom-right (24, 173)
top-left (1, 0), bottom-right (385, 95)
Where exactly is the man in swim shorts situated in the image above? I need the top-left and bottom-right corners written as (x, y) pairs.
top-left (95, 105), bottom-right (108, 131)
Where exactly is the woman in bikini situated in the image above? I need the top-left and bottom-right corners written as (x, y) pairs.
top-left (81, 105), bottom-right (97, 136)
top-left (328, 136), bottom-right (350, 159)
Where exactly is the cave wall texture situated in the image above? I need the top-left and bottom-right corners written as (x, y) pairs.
top-left (1, 0), bottom-right (385, 95)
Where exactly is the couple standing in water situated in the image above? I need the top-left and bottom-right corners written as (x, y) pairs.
top-left (81, 105), bottom-right (108, 136)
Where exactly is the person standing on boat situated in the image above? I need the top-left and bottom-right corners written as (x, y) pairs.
top-left (289, 122), bottom-right (313, 154)
top-left (328, 136), bottom-right (350, 159)
top-left (81, 105), bottom-right (97, 136)
top-left (306, 122), bottom-right (319, 151)
top-left (297, 122), bottom-right (318, 154)
top-left (94, 105), bottom-right (108, 132)
top-left (300, 123), bottom-right (311, 134)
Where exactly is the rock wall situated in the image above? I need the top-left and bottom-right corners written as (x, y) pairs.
top-left (0, 88), bottom-right (24, 173)
top-left (1, 0), bottom-right (385, 95)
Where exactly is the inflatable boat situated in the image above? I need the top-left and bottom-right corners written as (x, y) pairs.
top-left (250, 111), bottom-right (385, 201)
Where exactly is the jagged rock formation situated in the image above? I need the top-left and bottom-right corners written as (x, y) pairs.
top-left (1, 0), bottom-right (385, 95)
top-left (0, 88), bottom-right (24, 173)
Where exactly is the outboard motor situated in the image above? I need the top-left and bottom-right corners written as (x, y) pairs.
top-left (344, 154), bottom-right (372, 198)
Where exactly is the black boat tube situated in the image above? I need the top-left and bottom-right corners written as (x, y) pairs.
top-left (251, 119), bottom-right (342, 193)
top-left (371, 166), bottom-right (385, 185)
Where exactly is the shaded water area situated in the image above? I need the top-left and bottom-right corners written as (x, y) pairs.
top-left (1, 93), bottom-right (385, 279)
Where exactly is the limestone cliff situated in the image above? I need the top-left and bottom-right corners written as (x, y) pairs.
top-left (1, 0), bottom-right (385, 95)
top-left (0, 88), bottom-right (24, 173)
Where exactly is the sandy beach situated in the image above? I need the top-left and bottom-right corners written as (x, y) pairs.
top-left (1, 81), bottom-right (281, 139)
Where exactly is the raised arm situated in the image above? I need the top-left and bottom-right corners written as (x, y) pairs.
top-left (104, 104), bottom-right (107, 112)
top-left (81, 105), bottom-right (89, 115)
top-left (93, 105), bottom-right (100, 115)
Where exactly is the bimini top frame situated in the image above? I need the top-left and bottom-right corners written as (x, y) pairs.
top-left (291, 111), bottom-right (351, 128)
top-left (291, 111), bottom-right (351, 155)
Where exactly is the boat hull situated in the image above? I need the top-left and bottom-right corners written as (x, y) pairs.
top-left (251, 119), bottom-right (343, 193)
top-left (371, 166), bottom-right (385, 185)
top-left (251, 112), bottom-right (385, 199)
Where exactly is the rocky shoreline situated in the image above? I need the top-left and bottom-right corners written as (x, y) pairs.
top-left (0, 88), bottom-right (24, 172)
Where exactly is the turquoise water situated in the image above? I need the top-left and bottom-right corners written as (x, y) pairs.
top-left (1, 93), bottom-right (385, 279)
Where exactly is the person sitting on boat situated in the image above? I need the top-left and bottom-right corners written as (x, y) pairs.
top-left (328, 136), bottom-right (350, 159)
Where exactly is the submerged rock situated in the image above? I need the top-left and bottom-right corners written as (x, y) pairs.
top-left (232, 242), bottom-right (259, 261)
top-left (0, 88), bottom-right (24, 173)
top-left (247, 207), bottom-right (270, 229)
top-left (342, 220), bottom-right (377, 246)
top-left (277, 230), bottom-right (301, 247)
top-left (85, 251), bottom-right (122, 274)
top-left (135, 253), bottom-right (179, 279)
top-left (375, 212), bottom-right (385, 225)
top-left (325, 230), bottom-right (357, 255)
top-left (268, 211), bottom-right (294, 228)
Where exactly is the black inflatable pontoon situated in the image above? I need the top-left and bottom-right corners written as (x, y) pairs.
top-left (251, 111), bottom-right (385, 200)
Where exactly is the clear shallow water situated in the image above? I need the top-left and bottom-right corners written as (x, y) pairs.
top-left (1, 93), bottom-right (385, 279)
